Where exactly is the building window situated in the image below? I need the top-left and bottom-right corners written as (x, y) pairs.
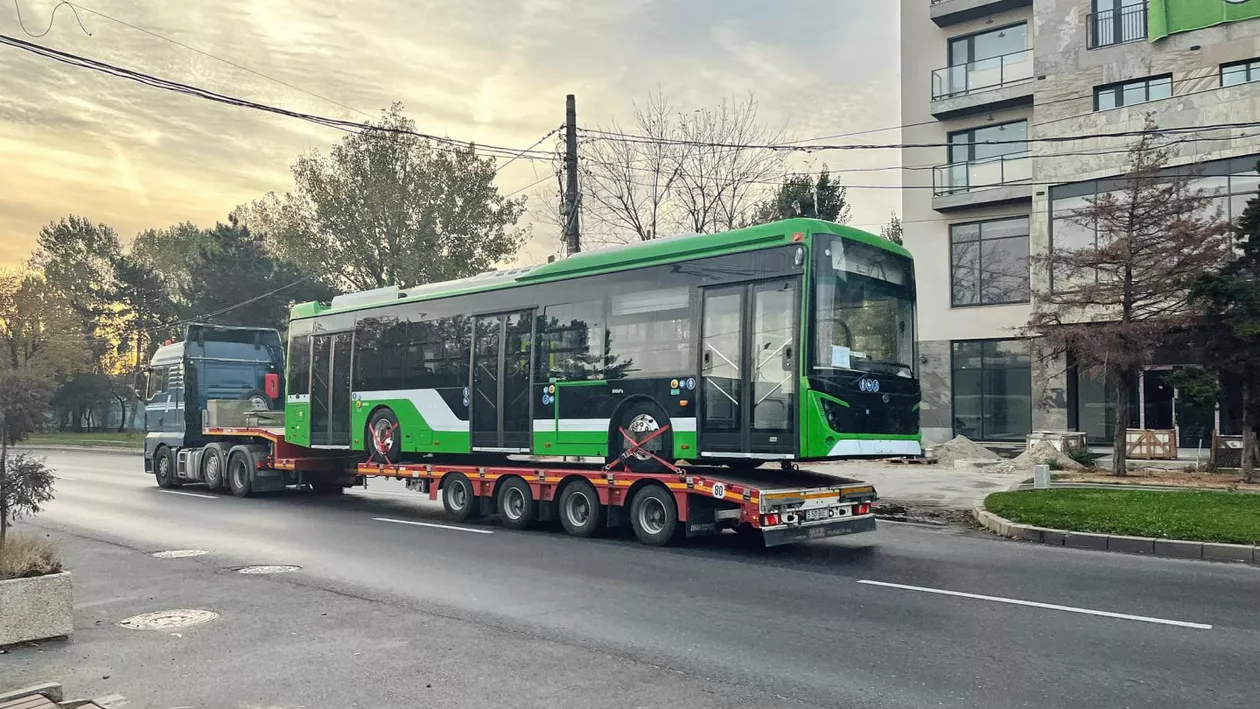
top-left (949, 217), bottom-right (1030, 306)
top-left (951, 339), bottom-right (1032, 442)
top-left (1050, 154), bottom-right (1260, 292)
top-left (934, 23), bottom-right (1031, 99)
top-left (1089, 0), bottom-right (1148, 49)
top-left (1222, 58), bottom-right (1260, 87)
top-left (1094, 74), bottom-right (1172, 110)
top-left (935, 121), bottom-right (1030, 195)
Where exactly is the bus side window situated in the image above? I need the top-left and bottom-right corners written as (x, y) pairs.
top-left (540, 303), bottom-right (604, 381)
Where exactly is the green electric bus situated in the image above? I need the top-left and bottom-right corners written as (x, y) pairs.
top-left (283, 218), bottom-right (920, 472)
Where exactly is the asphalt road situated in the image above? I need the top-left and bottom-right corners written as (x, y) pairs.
top-left (9, 449), bottom-right (1259, 709)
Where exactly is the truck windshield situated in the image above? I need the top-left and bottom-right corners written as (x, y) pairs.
top-left (812, 235), bottom-right (916, 377)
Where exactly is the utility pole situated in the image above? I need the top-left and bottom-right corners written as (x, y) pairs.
top-left (563, 94), bottom-right (581, 256)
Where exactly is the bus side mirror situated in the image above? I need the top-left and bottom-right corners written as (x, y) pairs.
top-left (264, 373), bottom-right (281, 400)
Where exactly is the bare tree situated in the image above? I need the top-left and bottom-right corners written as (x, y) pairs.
top-left (1026, 116), bottom-right (1230, 476)
top-left (578, 92), bottom-right (785, 244)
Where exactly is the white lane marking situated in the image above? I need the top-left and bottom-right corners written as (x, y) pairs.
top-left (158, 490), bottom-right (218, 500)
top-left (857, 579), bottom-right (1212, 630)
top-left (373, 517), bottom-right (493, 535)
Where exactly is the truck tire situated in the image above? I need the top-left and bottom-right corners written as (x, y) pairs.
top-left (201, 443), bottom-right (229, 491)
top-left (442, 472), bottom-right (475, 522)
top-left (241, 389), bottom-right (272, 411)
top-left (496, 477), bottom-right (535, 531)
top-left (609, 400), bottom-right (673, 474)
top-left (558, 480), bottom-right (604, 538)
top-left (154, 446), bottom-right (179, 489)
top-left (629, 484), bottom-right (678, 546)
top-left (226, 446), bottom-right (256, 498)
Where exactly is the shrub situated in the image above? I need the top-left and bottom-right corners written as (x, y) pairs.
top-left (0, 534), bottom-right (61, 580)
top-left (1066, 446), bottom-right (1101, 468)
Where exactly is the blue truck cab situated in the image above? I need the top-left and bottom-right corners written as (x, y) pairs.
top-left (140, 323), bottom-right (285, 480)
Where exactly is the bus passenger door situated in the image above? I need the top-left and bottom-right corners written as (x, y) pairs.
top-left (699, 279), bottom-right (798, 459)
top-left (309, 335), bottom-right (333, 446)
top-left (328, 332), bottom-right (353, 447)
top-left (470, 310), bottom-right (535, 452)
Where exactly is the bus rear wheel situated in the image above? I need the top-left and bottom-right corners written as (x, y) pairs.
top-left (367, 409), bottom-right (401, 464)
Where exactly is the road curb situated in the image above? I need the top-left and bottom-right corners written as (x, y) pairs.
top-left (19, 445), bottom-right (143, 457)
top-left (972, 507), bottom-right (1259, 565)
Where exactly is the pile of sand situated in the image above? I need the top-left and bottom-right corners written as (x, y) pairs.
top-left (994, 440), bottom-right (1082, 474)
top-left (930, 435), bottom-right (1001, 466)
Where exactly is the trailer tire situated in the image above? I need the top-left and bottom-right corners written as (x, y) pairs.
top-left (201, 443), bottom-right (229, 491)
top-left (154, 446), bottom-right (179, 489)
top-left (496, 477), bottom-right (535, 530)
top-left (629, 484), bottom-right (678, 546)
top-left (442, 472), bottom-right (476, 522)
top-left (609, 400), bottom-right (673, 474)
top-left (558, 480), bottom-right (604, 538)
top-left (226, 446), bottom-right (256, 498)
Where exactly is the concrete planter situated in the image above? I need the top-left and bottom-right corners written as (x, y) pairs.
top-left (0, 571), bottom-right (73, 646)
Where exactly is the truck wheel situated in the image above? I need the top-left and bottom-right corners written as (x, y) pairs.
top-left (154, 447), bottom-right (179, 489)
top-left (442, 472), bottom-right (475, 522)
top-left (496, 477), bottom-right (535, 531)
top-left (201, 444), bottom-right (229, 491)
top-left (609, 401), bottom-right (673, 474)
top-left (558, 480), bottom-right (604, 538)
top-left (242, 389), bottom-right (272, 411)
top-left (227, 448), bottom-right (255, 498)
top-left (367, 409), bottom-right (401, 463)
top-left (629, 484), bottom-right (678, 546)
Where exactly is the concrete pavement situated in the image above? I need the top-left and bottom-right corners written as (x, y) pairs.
top-left (4, 449), bottom-right (1258, 709)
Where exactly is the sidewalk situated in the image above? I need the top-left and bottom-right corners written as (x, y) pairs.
top-left (811, 460), bottom-right (1023, 509)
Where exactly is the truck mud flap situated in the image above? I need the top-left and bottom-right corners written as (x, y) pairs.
top-left (761, 516), bottom-right (877, 548)
top-left (252, 470), bottom-right (288, 493)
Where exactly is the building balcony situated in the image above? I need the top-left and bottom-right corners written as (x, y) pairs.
top-left (930, 0), bottom-right (1033, 28)
top-left (932, 153), bottom-right (1033, 211)
top-left (931, 49), bottom-right (1035, 119)
top-left (1087, 5), bottom-right (1148, 49)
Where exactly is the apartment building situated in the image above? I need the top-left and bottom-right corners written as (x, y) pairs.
top-left (900, 0), bottom-right (1260, 446)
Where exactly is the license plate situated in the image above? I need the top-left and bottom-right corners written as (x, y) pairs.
top-left (804, 508), bottom-right (830, 521)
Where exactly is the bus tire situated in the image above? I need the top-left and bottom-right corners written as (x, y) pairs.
top-left (558, 480), bottom-right (604, 538)
top-left (154, 446), bottom-right (179, 489)
top-left (610, 400), bottom-right (673, 474)
top-left (226, 447), bottom-right (255, 498)
top-left (201, 443), bottom-right (229, 491)
top-left (496, 477), bottom-right (535, 531)
top-left (629, 484), bottom-right (678, 546)
top-left (367, 408), bottom-right (401, 464)
top-left (442, 472), bottom-right (475, 522)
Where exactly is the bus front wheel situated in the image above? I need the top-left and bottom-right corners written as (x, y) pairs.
top-left (610, 401), bottom-right (674, 474)
top-left (367, 409), bottom-right (401, 464)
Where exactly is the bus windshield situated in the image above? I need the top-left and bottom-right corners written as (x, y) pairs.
top-left (812, 235), bottom-right (916, 377)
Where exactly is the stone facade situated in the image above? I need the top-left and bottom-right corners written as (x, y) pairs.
top-left (901, 0), bottom-right (1260, 445)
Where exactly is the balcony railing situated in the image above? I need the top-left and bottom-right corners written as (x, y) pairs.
top-left (1088, 5), bottom-right (1148, 49)
top-left (933, 153), bottom-right (1031, 196)
top-left (932, 49), bottom-right (1033, 100)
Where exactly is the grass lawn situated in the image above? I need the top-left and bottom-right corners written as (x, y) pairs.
top-left (985, 488), bottom-right (1260, 545)
top-left (24, 431), bottom-right (143, 450)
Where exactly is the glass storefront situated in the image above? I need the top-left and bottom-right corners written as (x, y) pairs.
top-left (951, 339), bottom-right (1032, 441)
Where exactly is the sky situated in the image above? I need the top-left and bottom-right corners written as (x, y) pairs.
top-left (0, 0), bottom-right (901, 270)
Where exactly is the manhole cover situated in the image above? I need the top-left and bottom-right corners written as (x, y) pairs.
top-left (236, 565), bottom-right (301, 575)
top-left (152, 549), bottom-right (209, 559)
top-left (120, 609), bottom-right (219, 630)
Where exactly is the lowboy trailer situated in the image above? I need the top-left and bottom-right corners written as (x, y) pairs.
top-left (189, 422), bottom-right (879, 548)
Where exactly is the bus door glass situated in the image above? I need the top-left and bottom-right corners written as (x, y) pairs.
top-left (471, 310), bottom-right (535, 452)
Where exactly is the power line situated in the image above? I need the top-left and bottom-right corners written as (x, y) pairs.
top-left (0, 32), bottom-right (555, 162)
top-left (504, 174), bottom-right (555, 198)
top-left (64, 1), bottom-right (373, 119)
top-left (495, 127), bottom-right (561, 174)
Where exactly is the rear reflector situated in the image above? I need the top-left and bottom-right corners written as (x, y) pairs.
top-left (854, 503), bottom-right (871, 516)
top-left (761, 513), bottom-right (781, 527)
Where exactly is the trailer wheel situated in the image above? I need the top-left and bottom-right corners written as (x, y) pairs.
top-left (496, 477), bottom-right (535, 530)
top-left (201, 444), bottom-right (229, 491)
top-left (367, 408), bottom-right (401, 463)
top-left (558, 480), bottom-right (604, 538)
top-left (154, 447), bottom-right (179, 489)
top-left (629, 484), bottom-right (678, 546)
top-left (442, 472), bottom-right (475, 522)
top-left (227, 447), bottom-right (255, 498)
top-left (609, 400), bottom-right (673, 474)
